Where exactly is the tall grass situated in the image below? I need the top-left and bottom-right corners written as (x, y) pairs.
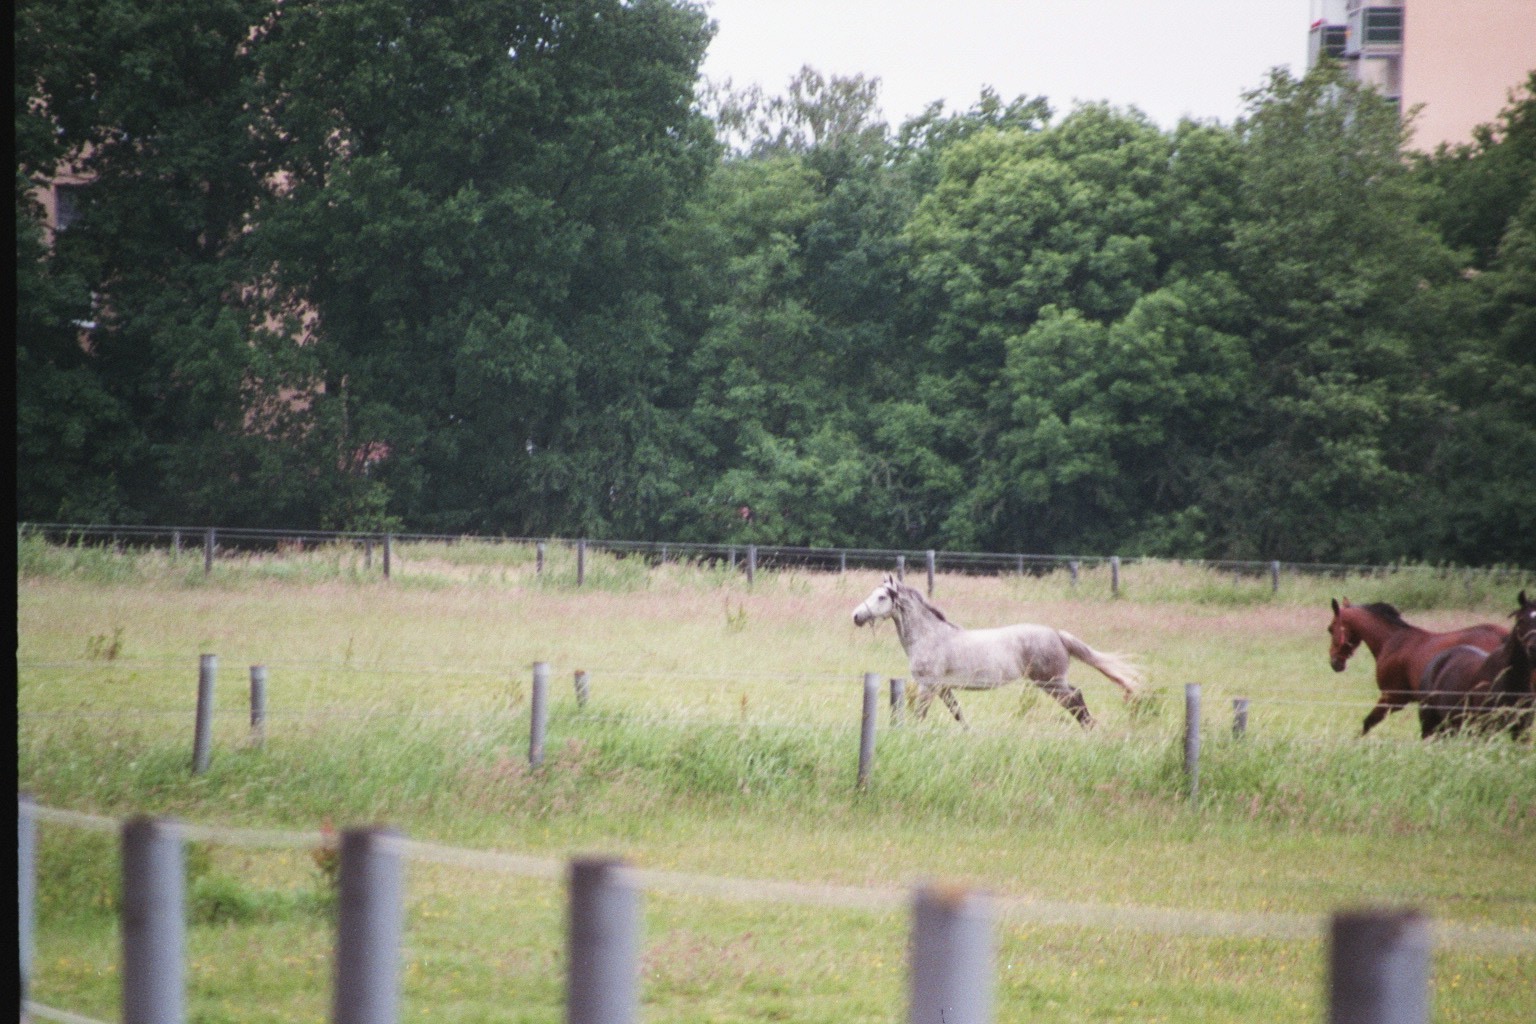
top-left (18, 541), bottom-right (1535, 1023)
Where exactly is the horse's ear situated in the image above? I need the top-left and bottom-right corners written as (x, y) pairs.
top-left (1331, 598), bottom-right (1340, 615)
top-left (1520, 590), bottom-right (1529, 608)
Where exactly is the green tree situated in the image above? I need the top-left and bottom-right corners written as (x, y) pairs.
top-left (252, 0), bottom-right (716, 535)
top-left (15, 0), bottom-right (339, 526)
top-left (1215, 66), bottom-right (1464, 560)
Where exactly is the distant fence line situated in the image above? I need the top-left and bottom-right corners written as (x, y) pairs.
top-left (18, 521), bottom-right (1532, 594)
top-left (24, 795), bottom-right (1517, 1024)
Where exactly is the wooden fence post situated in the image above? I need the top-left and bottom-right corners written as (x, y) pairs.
top-left (858, 673), bottom-right (879, 790)
top-left (250, 665), bottom-right (268, 747)
top-left (1271, 560), bottom-right (1281, 593)
top-left (121, 816), bottom-right (185, 1024)
top-left (1184, 683), bottom-right (1201, 801)
top-left (575, 670), bottom-right (590, 709)
top-left (537, 541), bottom-right (546, 576)
top-left (530, 662), bottom-right (550, 768)
top-left (1069, 560), bottom-right (1079, 588)
top-left (909, 885), bottom-right (993, 1024)
top-left (204, 527), bottom-right (216, 576)
top-left (382, 533), bottom-right (393, 579)
top-left (896, 554), bottom-right (906, 582)
top-left (746, 545), bottom-right (756, 585)
top-left (890, 678), bottom-right (906, 728)
top-left (578, 540), bottom-right (587, 587)
top-left (1111, 556), bottom-right (1121, 597)
top-left (926, 550), bottom-right (936, 596)
top-left (332, 827), bottom-right (405, 1024)
top-left (567, 858), bottom-right (640, 1024)
top-left (19, 793), bottom-right (36, 1007)
top-left (1328, 909), bottom-right (1430, 1024)
top-left (1233, 697), bottom-right (1249, 739)
top-left (193, 654), bottom-right (217, 775)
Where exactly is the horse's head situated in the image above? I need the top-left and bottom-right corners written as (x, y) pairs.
top-left (1328, 598), bottom-right (1361, 672)
top-left (1511, 590), bottom-right (1536, 662)
top-left (852, 575), bottom-right (900, 627)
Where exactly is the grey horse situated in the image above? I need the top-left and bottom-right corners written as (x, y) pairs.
top-left (852, 575), bottom-right (1142, 728)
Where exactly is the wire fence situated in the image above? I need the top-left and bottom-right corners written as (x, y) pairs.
top-left (20, 521), bottom-right (1533, 587)
top-left (18, 798), bottom-right (1532, 1024)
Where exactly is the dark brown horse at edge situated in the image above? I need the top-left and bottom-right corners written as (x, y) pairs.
top-left (1418, 591), bottom-right (1536, 740)
top-left (1327, 597), bottom-right (1507, 737)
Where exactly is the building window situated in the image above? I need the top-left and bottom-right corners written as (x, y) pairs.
top-left (1363, 8), bottom-right (1402, 46)
top-left (54, 184), bottom-right (85, 232)
top-left (1321, 26), bottom-right (1348, 58)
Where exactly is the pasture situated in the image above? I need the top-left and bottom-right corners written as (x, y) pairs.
top-left (16, 539), bottom-right (1536, 1023)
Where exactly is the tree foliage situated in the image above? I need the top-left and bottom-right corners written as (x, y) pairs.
top-left (15, 8), bottom-right (1535, 566)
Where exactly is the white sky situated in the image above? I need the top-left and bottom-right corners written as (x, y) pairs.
top-left (698, 1), bottom-right (1312, 129)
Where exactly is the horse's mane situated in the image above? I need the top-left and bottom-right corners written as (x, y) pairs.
top-left (892, 580), bottom-right (952, 624)
top-left (1359, 602), bottom-right (1410, 629)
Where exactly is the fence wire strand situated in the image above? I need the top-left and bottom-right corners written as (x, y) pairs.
top-left (27, 802), bottom-right (1536, 953)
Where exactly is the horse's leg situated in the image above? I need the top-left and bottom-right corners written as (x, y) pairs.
top-left (1036, 677), bottom-right (1094, 729)
top-left (1514, 704), bottom-right (1534, 742)
top-left (1361, 694), bottom-right (1407, 736)
top-left (938, 688), bottom-right (966, 727)
top-left (914, 684), bottom-right (935, 721)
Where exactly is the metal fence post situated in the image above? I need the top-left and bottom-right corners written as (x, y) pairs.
top-left (382, 533), bottom-right (393, 579)
top-left (530, 662), bottom-right (550, 768)
top-left (575, 669), bottom-right (590, 709)
top-left (1233, 697), bottom-right (1249, 739)
top-left (890, 678), bottom-right (906, 728)
top-left (172, 529), bottom-right (181, 559)
top-left (250, 665), bottom-right (268, 747)
top-left (858, 673), bottom-right (879, 790)
top-left (193, 654), bottom-right (217, 775)
top-left (1184, 683), bottom-right (1201, 801)
top-left (364, 538), bottom-right (373, 571)
top-left (19, 793), bottom-right (36, 1007)
top-left (1328, 910), bottom-right (1430, 1024)
top-left (746, 544), bottom-right (756, 585)
top-left (578, 540), bottom-right (587, 587)
top-left (925, 550), bottom-right (936, 596)
top-left (1111, 555), bottom-right (1121, 597)
top-left (122, 816), bottom-right (185, 1024)
top-left (332, 827), bottom-right (405, 1024)
top-left (567, 858), bottom-right (640, 1024)
top-left (909, 885), bottom-right (993, 1024)
top-left (537, 541), bottom-right (546, 576)
top-left (839, 551), bottom-right (847, 574)
top-left (1069, 560), bottom-right (1079, 588)
top-left (204, 527), bottom-right (215, 576)
top-left (1271, 560), bottom-right (1281, 593)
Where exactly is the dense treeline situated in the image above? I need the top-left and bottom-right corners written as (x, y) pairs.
top-left (16, 1), bottom-right (1536, 565)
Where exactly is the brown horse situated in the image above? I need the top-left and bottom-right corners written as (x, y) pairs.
top-left (1327, 598), bottom-right (1507, 737)
top-left (1418, 591), bottom-right (1536, 740)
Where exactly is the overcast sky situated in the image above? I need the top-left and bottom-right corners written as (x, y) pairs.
top-left (698, 0), bottom-right (1312, 129)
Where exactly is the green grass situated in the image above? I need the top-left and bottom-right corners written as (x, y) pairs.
top-left (17, 542), bottom-right (1536, 1022)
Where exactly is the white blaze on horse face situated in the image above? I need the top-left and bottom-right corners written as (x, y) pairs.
top-left (852, 584), bottom-right (895, 626)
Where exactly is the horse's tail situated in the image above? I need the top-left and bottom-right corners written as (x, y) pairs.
top-left (1058, 631), bottom-right (1143, 698)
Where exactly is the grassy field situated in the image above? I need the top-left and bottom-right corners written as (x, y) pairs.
top-left (17, 539), bottom-right (1536, 1023)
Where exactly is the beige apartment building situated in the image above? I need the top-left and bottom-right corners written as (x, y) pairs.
top-left (1308, 0), bottom-right (1536, 151)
